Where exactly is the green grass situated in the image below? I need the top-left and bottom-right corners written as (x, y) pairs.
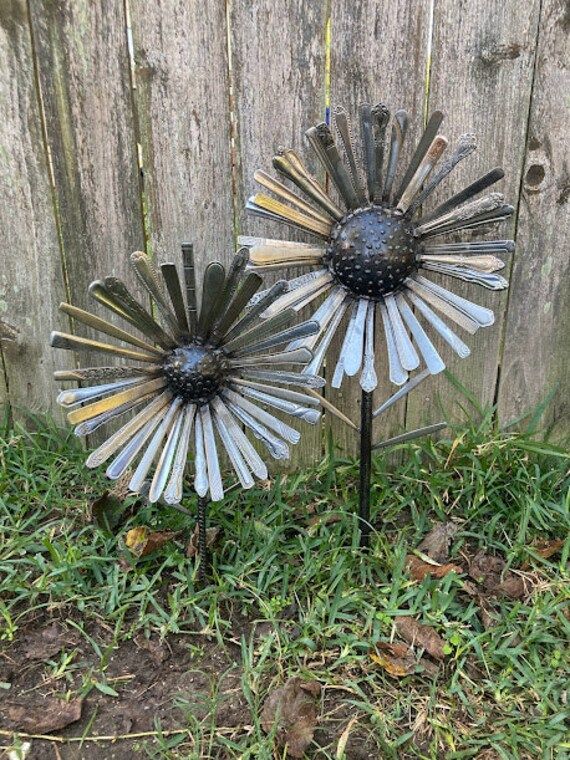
top-left (0, 408), bottom-right (568, 759)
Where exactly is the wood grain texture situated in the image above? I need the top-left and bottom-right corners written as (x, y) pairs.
top-left (406, 0), bottom-right (541, 429)
top-left (498, 0), bottom-right (569, 438)
top-left (0, 0), bottom-right (67, 419)
top-left (230, 0), bottom-right (328, 466)
top-left (329, 0), bottom-right (433, 456)
top-left (29, 0), bottom-right (145, 366)
top-left (129, 0), bottom-right (235, 289)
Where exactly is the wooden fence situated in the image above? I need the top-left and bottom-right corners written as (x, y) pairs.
top-left (1, 0), bottom-right (568, 463)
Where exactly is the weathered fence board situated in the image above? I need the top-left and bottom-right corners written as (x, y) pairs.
top-left (0, 0), bottom-right (67, 419)
top-left (498, 0), bottom-right (569, 438)
top-left (29, 0), bottom-right (144, 370)
top-left (406, 0), bottom-right (542, 429)
top-left (0, 0), bottom-right (567, 450)
top-left (328, 0), bottom-right (433, 455)
top-left (129, 0), bottom-right (235, 284)
top-left (229, 0), bottom-right (329, 466)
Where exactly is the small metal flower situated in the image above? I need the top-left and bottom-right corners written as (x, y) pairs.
top-left (50, 246), bottom-right (325, 504)
top-left (241, 105), bottom-right (514, 391)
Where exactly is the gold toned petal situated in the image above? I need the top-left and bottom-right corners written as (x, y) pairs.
top-left (67, 377), bottom-right (167, 425)
top-left (240, 236), bottom-right (325, 266)
top-left (247, 193), bottom-right (332, 237)
top-left (50, 331), bottom-right (160, 363)
top-left (273, 149), bottom-right (343, 220)
top-left (254, 170), bottom-right (333, 224)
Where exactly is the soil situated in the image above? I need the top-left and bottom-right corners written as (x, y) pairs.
top-left (0, 609), bottom-right (376, 759)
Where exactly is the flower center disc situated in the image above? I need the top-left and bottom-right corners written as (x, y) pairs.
top-left (325, 205), bottom-right (418, 298)
top-left (163, 344), bottom-right (227, 404)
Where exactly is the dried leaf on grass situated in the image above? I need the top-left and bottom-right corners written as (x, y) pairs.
top-left (418, 520), bottom-right (460, 562)
top-left (468, 550), bottom-right (526, 600)
top-left (394, 616), bottom-right (447, 661)
top-left (186, 523), bottom-right (221, 558)
top-left (370, 641), bottom-right (416, 677)
top-left (125, 526), bottom-right (178, 558)
top-left (522, 538), bottom-right (566, 567)
top-left (307, 512), bottom-right (342, 529)
top-left (23, 623), bottom-right (77, 661)
top-left (261, 676), bottom-right (321, 758)
top-left (4, 697), bottom-right (82, 733)
top-left (406, 554), bottom-right (463, 581)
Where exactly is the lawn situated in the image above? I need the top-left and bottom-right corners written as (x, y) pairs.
top-left (0, 406), bottom-right (568, 759)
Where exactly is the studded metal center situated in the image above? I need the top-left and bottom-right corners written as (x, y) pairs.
top-left (162, 343), bottom-right (228, 404)
top-left (325, 205), bottom-right (419, 298)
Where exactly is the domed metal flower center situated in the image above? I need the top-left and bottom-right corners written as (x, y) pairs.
top-left (325, 205), bottom-right (419, 298)
top-left (163, 343), bottom-right (228, 404)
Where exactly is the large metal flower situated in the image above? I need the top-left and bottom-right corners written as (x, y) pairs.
top-left (241, 105), bottom-right (514, 391)
top-left (50, 247), bottom-right (324, 504)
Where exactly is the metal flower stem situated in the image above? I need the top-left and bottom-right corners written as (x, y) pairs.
top-left (358, 389), bottom-right (374, 547)
top-left (197, 494), bottom-right (209, 581)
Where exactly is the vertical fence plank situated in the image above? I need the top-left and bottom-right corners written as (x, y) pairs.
top-left (230, 0), bottom-right (328, 466)
top-left (405, 0), bottom-right (541, 430)
top-left (328, 1), bottom-right (433, 456)
top-left (0, 0), bottom-right (67, 419)
top-left (29, 0), bottom-right (144, 368)
top-left (498, 0), bottom-right (569, 438)
top-left (129, 0), bottom-right (234, 282)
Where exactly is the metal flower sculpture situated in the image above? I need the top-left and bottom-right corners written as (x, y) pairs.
top-left (242, 104), bottom-right (514, 545)
top-left (50, 246), bottom-right (325, 513)
top-left (242, 106), bottom-right (513, 391)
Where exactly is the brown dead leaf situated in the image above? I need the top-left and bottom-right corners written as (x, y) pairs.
top-left (307, 512), bottom-right (342, 528)
top-left (125, 526), bottom-right (177, 557)
top-left (261, 676), bottom-right (321, 758)
top-left (468, 551), bottom-right (526, 599)
top-left (370, 641), bottom-right (416, 677)
top-left (521, 538), bottom-right (566, 568)
top-left (4, 697), bottom-right (82, 733)
top-left (406, 554), bottom-right (463, 581)
top-left (186, 523), bottom-right (221, 558)
top-left (418, 521), bottom-right (460, 562)
top-left (394, 616), bottom-right (447, 661)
